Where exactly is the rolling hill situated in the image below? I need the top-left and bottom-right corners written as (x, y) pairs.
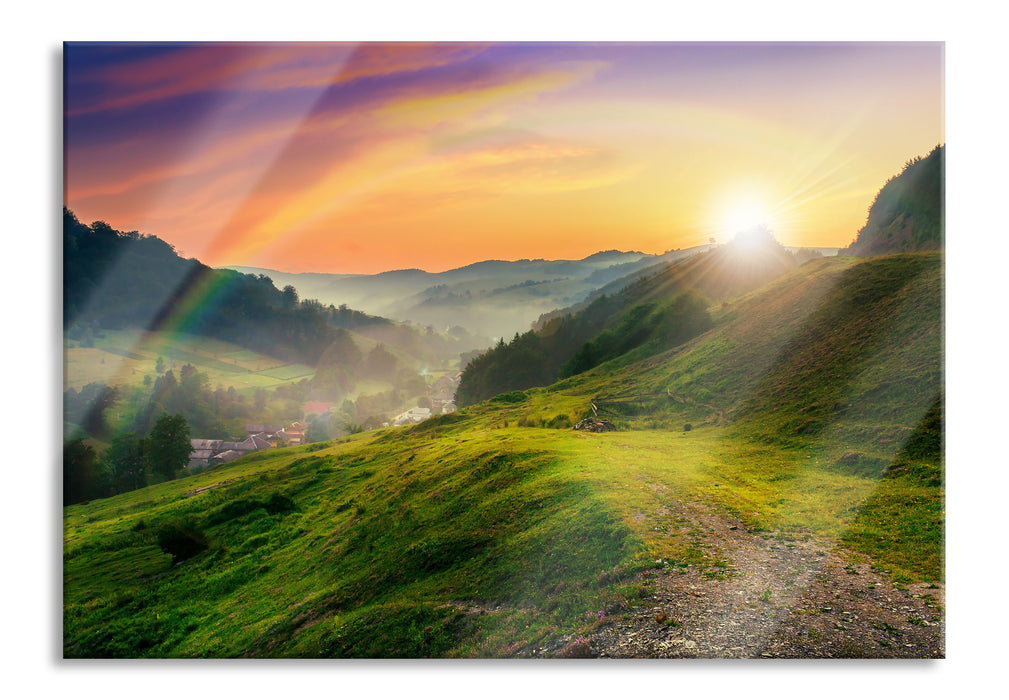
top-left (63, 249), bottom-right (943, 658)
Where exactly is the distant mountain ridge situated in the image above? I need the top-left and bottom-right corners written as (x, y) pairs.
top-left (223, 249), bottom-right (701, 339)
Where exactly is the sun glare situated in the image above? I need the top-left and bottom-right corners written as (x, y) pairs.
top-left (721, 198), bottom-right (772, 237)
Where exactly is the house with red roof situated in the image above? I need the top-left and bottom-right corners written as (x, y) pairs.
top-left (303, 401), bottom-right (333, 417)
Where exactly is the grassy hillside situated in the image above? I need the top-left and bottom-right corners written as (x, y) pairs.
top-left (63, 251), bottom-right (943, 658)
top-left (573, 253), bottom-right (942, 441)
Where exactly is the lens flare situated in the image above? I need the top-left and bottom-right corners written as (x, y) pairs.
top-left (722, 199), bottom-right (771, 236)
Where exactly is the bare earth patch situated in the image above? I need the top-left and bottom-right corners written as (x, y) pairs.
top-left (588, 501), bottom-right (944, 658)
top-left (184, 478), bottom-right (240, 498)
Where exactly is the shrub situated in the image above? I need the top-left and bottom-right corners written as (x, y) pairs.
top-left (264, 493), bottom-right (297, 515)
top-left (156, 523), bottom-right (209, 564)
top-left (491, 390), bottom-right (528, 404)
top-left (547, 414), bottom-right (572, 429)
top-left (203, 493), bottom-right (296, 526)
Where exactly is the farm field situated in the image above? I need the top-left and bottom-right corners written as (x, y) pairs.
top-left (64, 330), bottom-right (316, 392)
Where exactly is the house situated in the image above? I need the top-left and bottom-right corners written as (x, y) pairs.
top-left (188, 449), bottom-right (217, 470)
top-left (393, 407), bottom-right (431, 426)
top-left (211, 449), bottom-right (243, 465)
top-left (242, 434), bottom-right (273, 451)
top-left (431, 386), bottom-right (456, 412)
top-left (190, 439), bottom-right (223, 453)
top-left (303, 401), bottom-right (333, 417)
top-left (431, 374), bottom-right (459, 394)
top-left (186, 417), bottom-right (304, 472)
top-left (245, 424), bottom-right (281, 436)
top-left (276, 427), bottom-right (304, 446)
top-left (189, 439), bottom-right (224, 470)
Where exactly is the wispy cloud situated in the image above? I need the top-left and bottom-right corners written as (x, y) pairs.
top-left (64, 42), bottom-right (943, 272)
top-left (66, 43), bottom-right (493, 116)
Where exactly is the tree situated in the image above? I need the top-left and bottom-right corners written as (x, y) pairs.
top-left (364, 343), bottom-right (397, 380)
top-left (306, 416), bottom-right (330, 444)
top-left (281, 284), bottom-right (299, 309)
top-left (147, 413), bottom-right (192, 481)
top-left (64, 439), bottom-right (108, 505)
top-left (80, 384), bottom-right (120, 440)
top-left (156, 356), bottom-right (165, 374)
top-left (106, 432), bottom-right (146, 493)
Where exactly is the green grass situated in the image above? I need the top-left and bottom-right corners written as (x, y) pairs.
top-left (64, 427), bottom-right (647, 657)
top-left (63, 253), bottom-right (943, 657)
top-left (64, 420), bottom-right (939, 657)
top-left (841, 457), bottom-right (943, 582)
top-left (64, 329), bottom-right (315, 392)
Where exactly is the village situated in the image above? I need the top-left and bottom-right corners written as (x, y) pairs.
top-left (187, 371), bottom-right (460, 472)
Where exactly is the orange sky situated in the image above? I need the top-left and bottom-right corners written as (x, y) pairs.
top-left (64, 42), bottom-right (943, 273)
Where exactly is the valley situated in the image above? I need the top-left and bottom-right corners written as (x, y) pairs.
top-left (225, 248), bottom-right (725, 341)
top-left (62, 248), bottom-right (943, 658)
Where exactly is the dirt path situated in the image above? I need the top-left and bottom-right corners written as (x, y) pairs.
top-left (587, 500), bottom-right (944, 658)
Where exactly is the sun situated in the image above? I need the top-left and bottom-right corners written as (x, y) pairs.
top-left (720, 197), bottom-right (772, 237)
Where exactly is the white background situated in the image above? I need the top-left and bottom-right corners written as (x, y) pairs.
top-left (7, 1), bottom-right (1003, 697)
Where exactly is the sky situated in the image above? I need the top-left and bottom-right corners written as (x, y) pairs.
top-left (64, 41), bottom-right (943, 274)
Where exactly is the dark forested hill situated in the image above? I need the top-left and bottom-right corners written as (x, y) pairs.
top-left (63, 209), bottom-right (473, 368)
top-left (842, 144), bottom-right (944, 256)
top-left (456, 233), bottom-right (803, 407)
top-left (64, 209), bottom-right (201, 332)
top-left (64, 208), bottom-right (341, 365)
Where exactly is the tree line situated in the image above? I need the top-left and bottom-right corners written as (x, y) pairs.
top-left (64, 364), bottom-right (298, 443)
top-left (65, 208), bottom-right (352, 366)
top-left (63, 413), bottom-right (192, 506)
top-left (457, 289), bottom-right (712, 407)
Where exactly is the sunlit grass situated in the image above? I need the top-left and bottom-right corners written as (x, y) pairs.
top-left (63, 253), bottom-right (943, 657)
top-left (64, 415), bottom-right (938, 656)
top-left (64, 329), bottom-right (315, 391)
